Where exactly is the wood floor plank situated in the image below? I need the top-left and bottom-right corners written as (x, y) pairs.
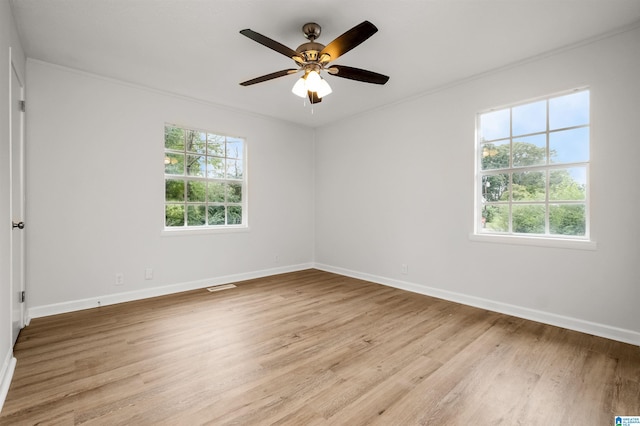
top-left (1, 269), bottom-right (638, 425)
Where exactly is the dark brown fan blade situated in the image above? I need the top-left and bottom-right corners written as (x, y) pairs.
top-left (240, 69), bottom-right (298, 86)
top-left (319, 21), bottom-right (378, 62)
top-left (328, 65), bottom-right (389, 85)
top-left (308, 91), bottom-right (322, 104)
top-left (240, 29), bottom-right (303, 63)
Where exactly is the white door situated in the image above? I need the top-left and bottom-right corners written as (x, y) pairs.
top-left (10, 60), bottom-right (25, 346)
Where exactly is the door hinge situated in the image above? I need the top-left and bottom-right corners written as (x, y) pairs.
top-left (19, 100), bottom-right (25, 112)
top-left (20, 291), bottom-right (25, 303)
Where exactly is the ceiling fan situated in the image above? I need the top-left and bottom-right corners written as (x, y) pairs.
top-left (239, 21), bottom-right (389, 104)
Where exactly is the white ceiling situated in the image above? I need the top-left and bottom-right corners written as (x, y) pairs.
top-left (9, 0), bottom-right (640, 127)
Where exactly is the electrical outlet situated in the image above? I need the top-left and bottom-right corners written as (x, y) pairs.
top-left (115, 273), bottom-right (124, 286)
top-left (401, 264), bottom-right (408, 275)
top-left (145, 268), bottom-right (153, 280)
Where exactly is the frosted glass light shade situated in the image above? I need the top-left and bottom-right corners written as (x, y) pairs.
top-left (316, 78), bottom-right (332, 98)
top-left (292, 77), bottom-right (307, 98)
top-left (305, 70), bottom-right (322, 92)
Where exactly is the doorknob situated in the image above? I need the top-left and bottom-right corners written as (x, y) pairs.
top-left (12, 221), bottom-right (24, 229)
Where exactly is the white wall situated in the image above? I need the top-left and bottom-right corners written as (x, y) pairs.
top-left (315, 26), bottom-right (640, 345)
top-left (1, 0), bottom-right (25, 409)
top-left (25, 60), bottom-right (315, 315)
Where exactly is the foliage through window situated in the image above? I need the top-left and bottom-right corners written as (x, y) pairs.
top-left (164, 124), bottom-right (246, 228)
top-left (477, 89), bottom-right (589, 238)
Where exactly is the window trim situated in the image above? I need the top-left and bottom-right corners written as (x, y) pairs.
top-left (473, 88), bottom-right (594, 248)
top-left (161, 225), bottom-right (251, 237)
top-left (163, 123), bottom-right (248, 232)
top-left (469, 232), bottom-right (597, 250)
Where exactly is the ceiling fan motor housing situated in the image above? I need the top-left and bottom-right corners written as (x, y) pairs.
top-left (296, 41), bottom-right (325, 62)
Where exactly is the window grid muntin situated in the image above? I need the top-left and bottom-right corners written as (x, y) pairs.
top-left (477, 89), bottom-right (589, 239)
top-left (164, 124), bottom-right (245, 228)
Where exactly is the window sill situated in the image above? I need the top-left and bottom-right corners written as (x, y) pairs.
top-left (162, 226), bottom-right (250, 237)
top-left (469, 233), bottom-right (597, 250)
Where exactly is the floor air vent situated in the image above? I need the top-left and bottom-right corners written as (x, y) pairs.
top-left (206, 284), bottom-right (237, 292)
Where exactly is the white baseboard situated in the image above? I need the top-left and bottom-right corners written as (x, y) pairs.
top-left (314, 263), bottom-right (640, 346)
top-left (28, 263), bottom-right (313, 320)
top-left (0, 351), bottom-right (16, 414)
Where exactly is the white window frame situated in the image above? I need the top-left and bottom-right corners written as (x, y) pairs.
top-left (162, 123), bottom-right (248, 234)
top-left (472, 89), bottom-right (596, 250)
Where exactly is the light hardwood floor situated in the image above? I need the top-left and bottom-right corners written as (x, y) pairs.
top-left (1, 269), bottom-right (639, 425)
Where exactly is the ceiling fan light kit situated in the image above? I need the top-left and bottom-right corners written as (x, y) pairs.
top-left (291, 68), bottom-right (333, 99)
top-left (239, 20), bottom-right (389, 104)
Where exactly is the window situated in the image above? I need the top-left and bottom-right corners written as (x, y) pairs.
top-left (476, 89), bottom-right (590, 239)
top-left (164, 124), bottom-right (246, 229)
